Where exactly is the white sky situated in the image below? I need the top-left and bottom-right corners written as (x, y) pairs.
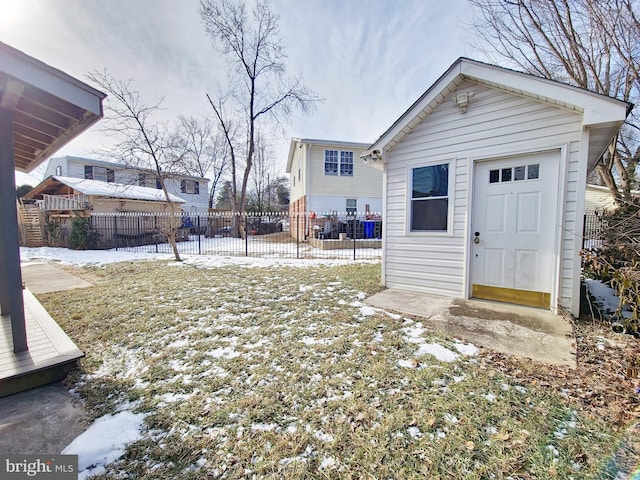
top-left (5, 0), bottom-right (480, 186)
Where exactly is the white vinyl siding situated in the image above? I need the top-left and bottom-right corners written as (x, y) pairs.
top-left (384, 81), bottom-right (583, 306)
top-left (310, 145), bottom-right (382, 198)
top-left (289, 145), bottom-right (306, 202)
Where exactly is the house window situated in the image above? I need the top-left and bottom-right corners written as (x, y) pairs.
top-left (181, 179), bottom-right (200, 194)
top-left (324, 150), bottom-right (355, 176)
top-left (340, 151), bottom-right (353, 176)
top-left (346, 198), bottom-right (357, 214)
top-left (84, 166), bottom-right (114, 182)
top-left (138, 173), bottom-right (147, 187)
top-left (410, 163), bottom-right (449, 231)
top-left (156, 178), bottom-right (162, 189)
top-left (55, 165), bottom-right (62, 176)
top-left (324, 150), bottom-right (339, 175)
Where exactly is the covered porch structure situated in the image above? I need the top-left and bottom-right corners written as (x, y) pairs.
top-left (0, 41), bottom-right (105, 396)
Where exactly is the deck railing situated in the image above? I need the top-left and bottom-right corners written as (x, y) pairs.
top-left (40, 193), bottom-right (88, 211)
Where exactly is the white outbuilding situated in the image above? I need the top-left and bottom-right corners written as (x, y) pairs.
top-left (362, 58), bottom-right (631, 317)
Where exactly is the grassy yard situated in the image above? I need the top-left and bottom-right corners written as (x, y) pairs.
top-left (38, 259), bottom-right (638, 479)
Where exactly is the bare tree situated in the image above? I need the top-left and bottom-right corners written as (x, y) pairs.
top-left (87, 70), bottom-right (183, 261)
top-left (200, 0), bottom-right (320, 236)
top-left (173, 115), bottom-right (228, 208)
top-left (468, 0), bottom-right (639, 203)
top-left (248, 132), bottom-right (277, 212)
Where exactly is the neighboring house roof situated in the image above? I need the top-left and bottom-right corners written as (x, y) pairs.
top-left (0, 42), bottom-right (105, 172)
top-left (26, 175), bottom-right (186, 203)
top-left (49, 155), bottom-right (210, 182)
top-left (362, 57), bottom-right (632, 173)
top-left (286, 138), bottom-right (371, 173)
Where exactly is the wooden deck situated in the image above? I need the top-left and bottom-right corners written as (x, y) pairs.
top-left (0, 288), bottom-right (83, 397)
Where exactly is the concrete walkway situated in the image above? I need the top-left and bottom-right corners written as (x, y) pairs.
top-left (21, 261), bottom-right (92, 294)
top-left (366, 289), bottom-right (576, 367)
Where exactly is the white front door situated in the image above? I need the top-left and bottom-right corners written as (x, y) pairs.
top-left (471, 151), bottom-right (559, 308)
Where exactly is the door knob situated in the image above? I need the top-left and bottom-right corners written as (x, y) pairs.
top-left (473, 232), bottom-right (480, 244)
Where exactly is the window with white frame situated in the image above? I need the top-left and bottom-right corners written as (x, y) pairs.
top-left (324, 150), bottom-right (339, 175)
top-left (84, 165), bottom-right (115, 182)
top-left (346, 198), bottom-right (357, 214)
top-left (340, 151), bottom-right (353, 176)
top-left (55, 165), bottom-right (62, 175)
top-left (410, 163), bottom-right (449, 231)
top-left (181, 179), bottom-right (200, 195)
top-left (324, 150), bottom-right (354, 176)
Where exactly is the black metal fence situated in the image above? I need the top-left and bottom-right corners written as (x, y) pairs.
top-left (84, 211), bottom-right (383, 260)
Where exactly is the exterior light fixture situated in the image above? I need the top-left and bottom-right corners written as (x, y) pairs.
top-left (453, 92), bottom-right (476, 113)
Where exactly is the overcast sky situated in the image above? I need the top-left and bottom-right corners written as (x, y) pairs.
top-left (6, 0), bottom-right (481, 185)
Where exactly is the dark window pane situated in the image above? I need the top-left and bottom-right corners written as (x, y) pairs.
top-left (411, 198), bottom-right (448, 231)
top-left (501, 168), bottom-right (512, 182)
top-left (324, 150), bottom-right (338, 175)
top-left (412, 164), bottom-right (448, 198)
top-left (527, 164), bottom-right (539, 179)
top-left (340, 151), bottom-right (353, 176)
top-left (84, 165), bottom-right (93, 180)
top-left (489, 169), bottom-right (499, 183)
top-left (514, 166), bottom-right (525, 181)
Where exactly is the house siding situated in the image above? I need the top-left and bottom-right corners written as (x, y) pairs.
top-left (43, 157), bottom-right (209, 213)
top-left (289, 145), bottom-right (306, 203)
top-left (309, 144), bottom-right (382, 201)
top-left (287, 139), bottom-right (382, 215)
top-left (585, 186), bottom-right (616, 213)
top-left (384, 81), bottom-right (583, 310)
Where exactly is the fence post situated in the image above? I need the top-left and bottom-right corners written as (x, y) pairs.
top-left (353, 214), bottom-right (357, 261)
top-left (296, 213), bottom-right (300, 259)
top-left (113, 214), bottom-right (118, 251)
top-left (245, 214), bottom-right (249, 257)
top-left (197, 215), bottom-right (201, 255)
top-left (89, 215), bottom-right (94, 249)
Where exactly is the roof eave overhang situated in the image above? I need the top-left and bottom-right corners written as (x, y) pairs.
top-left (0, 42), bottom-right (105, 173)
top-left (365, 58), bottom-right (631, 165)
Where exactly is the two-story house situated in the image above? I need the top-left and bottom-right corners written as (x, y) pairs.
top-left (44, 156), bottom-right (210, 213)
top-left (287, 138), bottom-right (382, 219)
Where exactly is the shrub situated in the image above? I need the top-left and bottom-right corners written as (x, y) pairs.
top-left (582, 200), bottom-right (640, 330)
top-left (69, 214), bottom-right (99, 250)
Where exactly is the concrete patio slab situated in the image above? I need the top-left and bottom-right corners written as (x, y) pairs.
top-left (366, 288), bottom-right (576, 367)
top-left (21, 262), bottom-right (92, 294)
top-left (0, 382), bottom-right (87, 454)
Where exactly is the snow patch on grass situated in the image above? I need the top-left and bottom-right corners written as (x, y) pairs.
top-left (62, 411), bottom-right (147, 480)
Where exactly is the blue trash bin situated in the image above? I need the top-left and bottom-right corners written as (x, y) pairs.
top-left (363, 221), bottom-right (375, 238)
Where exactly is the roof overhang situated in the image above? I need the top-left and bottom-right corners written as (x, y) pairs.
top-left (25, 176), bottom-right (187, 204)
top-left (0, 42), bottom-right (106, 173)
top-left (286, 137), bottom-right (371, 172)
top-left (363, 58), bottom-right (632, 172)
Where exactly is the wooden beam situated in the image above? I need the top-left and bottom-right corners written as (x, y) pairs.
top-left (13, 110), bottom-right (62, 138)
top-left (13, 122), bottom-right (53, 146)
top-left (21, 83), bottom-right (85, 120)
top-left (16, 96), bottom-right (71, 129)
top-left (0, 77), bottom-right (24, 111)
